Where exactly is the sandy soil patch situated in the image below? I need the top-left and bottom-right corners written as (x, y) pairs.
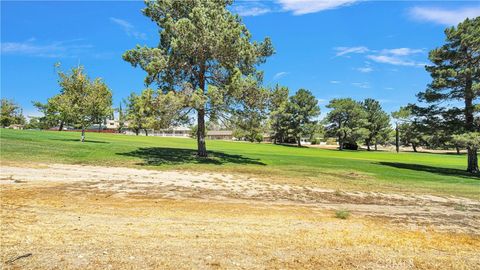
top-left (1, 163), bottom-right (479, 269)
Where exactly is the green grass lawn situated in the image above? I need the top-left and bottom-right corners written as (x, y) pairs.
top-left (1, 128), bottom-right (479, 198)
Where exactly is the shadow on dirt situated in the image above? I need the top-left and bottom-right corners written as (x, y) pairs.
top-left (117, 147), bottom-right (265, 166)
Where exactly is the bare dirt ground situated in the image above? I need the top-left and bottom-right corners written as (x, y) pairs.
top-left (1, 163), bottom-right (479, 269)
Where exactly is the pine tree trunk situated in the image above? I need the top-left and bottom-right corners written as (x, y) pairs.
top-left (144, 129), bottom-right (148, 136)
top-left (81, 128), bottom-right (85, 142)
top-left (197, 109), bottom-right (207, 157)
top-left (297, 137), bottom-right (301, 147)
top-left (374, 143), bottom-right (378, 151)
top-left (465, 76), bottom-right (474, 131)
top-left (456, 146), bottom-right (460, 155)
top-left (197, 62), bottom-right (208, 158)
top-left (58, 120), bottom-right (64, 131)
top-left (338, 136), bottom-right (343, 151)
top-left (412, 143), bottom-right (417, 152)
top-left (135, 129), bottom-right (139, 136)
top-left (367, 141), bottom-right (371, 151)
top-left (395, 124), bottom-right (399, 153)
top-left (467, 146), bottom-right (478, 173)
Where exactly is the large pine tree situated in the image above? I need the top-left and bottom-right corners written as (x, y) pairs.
top-left (418, 17), bottom-right (479, 172)
top-left (123, 0), bottom-right (273, 157)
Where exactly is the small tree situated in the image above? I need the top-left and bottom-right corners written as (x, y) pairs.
top-left (53, 66), bottom-right (112, 142)
top-left (0, 99), bottom-right (25, 127)
top-left (453, 132), bottom-right (480, 173)
top-left (362, 98), bottom-right (391, 151)
top-left (125, 92), bottom-right (147, 136)
top-left (126, 89), bottom-right (186, 135)
top-left (392, 107), bottom-right (428, 152)
top-left (285, 89), bottom-right (320, 146)
top-left (325, 98), bottom-right (367, 150)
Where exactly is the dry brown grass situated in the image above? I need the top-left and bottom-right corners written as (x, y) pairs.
top-left (2, 180), bottom-right (479, 269)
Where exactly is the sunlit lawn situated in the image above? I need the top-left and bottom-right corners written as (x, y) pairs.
top-left (1, 128), bottom-right (478, 198)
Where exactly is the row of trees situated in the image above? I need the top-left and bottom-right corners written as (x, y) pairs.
top-left (325, 98), bottom-right (390, 151)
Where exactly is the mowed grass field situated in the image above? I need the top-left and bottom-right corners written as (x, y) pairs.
top-left (1, 128), bottom-right (479, 198)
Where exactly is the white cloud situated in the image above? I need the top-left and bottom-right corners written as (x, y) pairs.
top-left (334, 46), bottom-right (369, 57)
top-left (334, 45), bottom-right (426, 67)
top-left (273, 71), bottom-right (289, 80)
top-left (1, 38), bottom-right (92, 58)
top-left (277, 0), bottom-right (359, 15)
top-left (330, 80), bottom-right (341, 84)
top-left (356, 67), bottom-right (373, 73)
top-left (366, 55), bottom-right (425, 67)
top-left (380, 48), bottom-right (423, 56)
top-left (110, 17), bottom-right (147, 40)
top-left (385, 87), bottom-right (394, 90)
top-left (232, 4), bottom-right (271, 16)
top-left (409, 6), bottom-right (480, 26)
top-left (352, 82), bottom-right (370, 89)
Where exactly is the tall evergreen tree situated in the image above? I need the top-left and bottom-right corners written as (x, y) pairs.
top-left (417, 17), bottom-right (479, 172)
top-left (123, 0), bottom-right (273, 157)
top-left (362, 98), bottom-right (391, 151)
top-left (268, 85), bottom-right (289, 144)
top-left (285, 89), bottom-right (320, 146)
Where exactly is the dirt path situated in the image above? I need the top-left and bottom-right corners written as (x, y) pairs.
top-left (1, 163), bottom-right (480, 269)
top-left (2, 163), bottom-right (479, 234)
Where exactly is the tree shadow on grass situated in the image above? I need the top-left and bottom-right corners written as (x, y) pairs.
top-left (51, 138), bottom-right (109, 144)
top-left (117, 147), bottom-right (265, 166)
top-left (377, 162), bottom-right (480, 179)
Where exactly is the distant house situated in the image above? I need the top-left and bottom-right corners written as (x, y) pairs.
top-left (124, 126), bottom-right (191, 137)
top-left (206, 130), bottom-right (234, 140)
top-left (8, 124), bottom-right (24, 130)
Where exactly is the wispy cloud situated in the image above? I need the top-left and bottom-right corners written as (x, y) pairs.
top-left (232, 2), bottom-right (272, 17)
top-left (385, 87), bottom-right (394, 90)
top-left (334, 46), bottom-right (369, 57)
top-left (1, 38), bottom-right (93, 58)
top-left (330, 80), bottom-right (341, 84)
top-left (273, 71), bottom-right (289, 80)
top-left (366, 55), bottom-right (425, 67)
top-left (352, 82), bottom-right (370, 89)
top-left (277, 0), bottom-right (359, 15)
top-left (380, 48), bottom-right (424, 56)
top-left (110, 17), bottom-right (147, 40)
top-left (356, 66), bottom-right (373, 73)
top-left (334, 46), bottom-right (426, 67)
top-left (409, 6), bottom-right (480, 26)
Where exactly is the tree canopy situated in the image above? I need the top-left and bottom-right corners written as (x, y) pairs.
top-left (325, 98), bottom-right (368, 150)
top-left (0, 98), bottom-right (25, 127)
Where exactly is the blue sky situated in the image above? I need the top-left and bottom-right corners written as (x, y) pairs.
top-left (1, 0), bottom-right (479, 118)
